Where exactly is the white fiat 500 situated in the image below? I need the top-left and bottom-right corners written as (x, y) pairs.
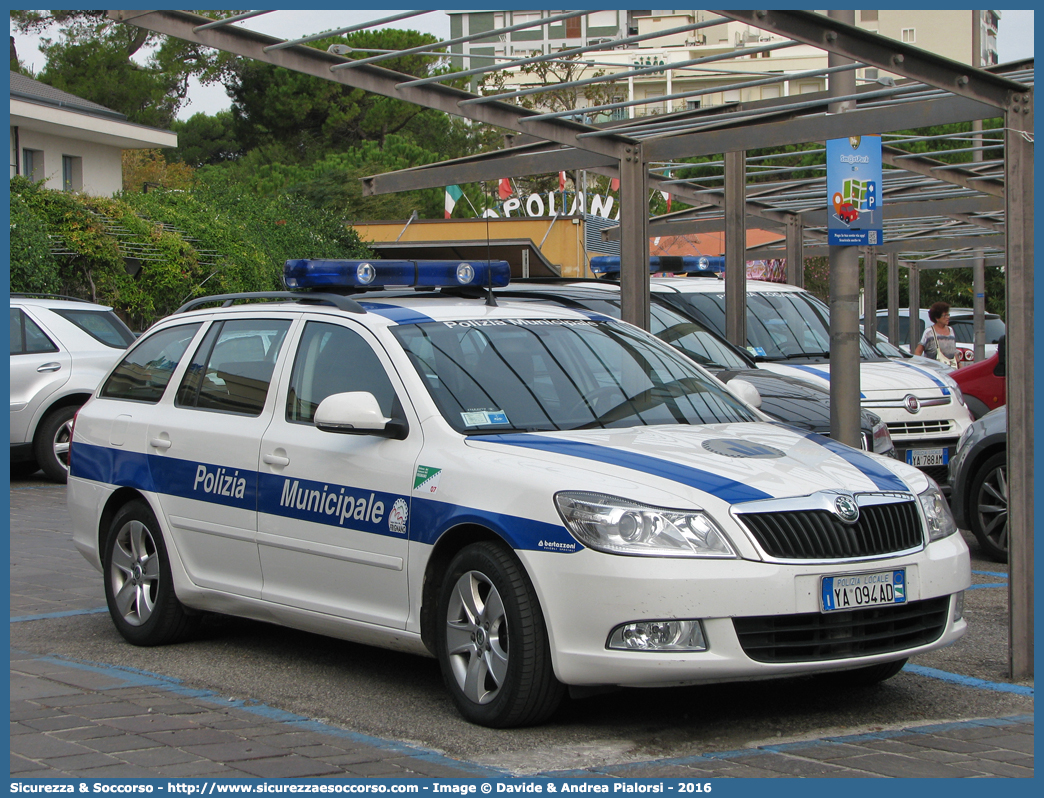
top-left (68, 260), bottom-right (970, 728)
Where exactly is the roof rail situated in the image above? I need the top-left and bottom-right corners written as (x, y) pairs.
top-left (174, 291), bottom-right (366, 315)
top-left (10, 293), bottom-right (93, 303)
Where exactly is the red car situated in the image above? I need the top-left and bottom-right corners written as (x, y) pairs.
top-left (952, 335), bottom-right (1006, 419)
top-left (839, 203), bottom-right (859, 223)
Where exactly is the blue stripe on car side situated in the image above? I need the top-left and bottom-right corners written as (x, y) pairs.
top-left (893, 359), bottom-right (951, 394)
top-left (70, 442), bottom-right (577, 552)
top-left (478, 434), bottom-right (772, 504)
top-left (780, 364), bottom-right (867, 399)
top-left (790, 431), bottom-right (910, 492)
top-left (357, 303), bottom-right (436, 325)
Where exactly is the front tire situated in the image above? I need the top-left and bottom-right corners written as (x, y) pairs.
top-left (436, 542), bottom-right (564, 728)
top-left (969, 453), bottom-right (1008, 562)
top-left (103, 500), bottom-right (199, 646)
top-left (34, 405), bottom-right (78, 483)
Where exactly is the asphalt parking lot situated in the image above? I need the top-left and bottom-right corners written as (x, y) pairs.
top-left (9, 475), bottom-right (1033, 778)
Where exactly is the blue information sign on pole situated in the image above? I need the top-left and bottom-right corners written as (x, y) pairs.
top-left (827, 135), bottom-right (883, 246)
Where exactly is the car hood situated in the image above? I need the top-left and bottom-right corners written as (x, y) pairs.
top-left (757, 359), bottom-right (953, 398)
top-left (466, 423), bottom-right (925, 506)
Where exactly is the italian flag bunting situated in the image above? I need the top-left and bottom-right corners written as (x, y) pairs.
top-left (445, 185), bottom-right (464, 218)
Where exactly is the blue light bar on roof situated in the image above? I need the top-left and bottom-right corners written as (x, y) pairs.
top-left (590, 255), bottom-right (725, 277)
top-left (284, 259), bottom-right (511, 290)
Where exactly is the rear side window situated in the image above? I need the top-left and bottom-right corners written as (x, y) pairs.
top-left (101, 323), bottom-right (202, 403)
top-left (10, 308), bottom-right (58, 355)
top-left (52, 308), bottom-right (136, 348)
top-left (176, 319), bottom-right (292, 416)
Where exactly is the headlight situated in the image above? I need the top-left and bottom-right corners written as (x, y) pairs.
top-left (956, 419), bottom-right (985, 452)
top-left (918, 481), bottom-right (958, 541)
top-left (951, 384), bottom-right (964, 406)
top-left (940, 374), bottom-right (964, 406)
top-left (554, 492), bottom-right (736, 557)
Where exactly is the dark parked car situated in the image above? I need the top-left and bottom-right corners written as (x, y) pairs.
top-left (494, 282), bottom-right (895, 457)
top-left (948, 406), bottom-right (1007, 561)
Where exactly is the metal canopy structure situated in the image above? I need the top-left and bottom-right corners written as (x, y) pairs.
top-left (106, 10), bottom-right (1032, 678)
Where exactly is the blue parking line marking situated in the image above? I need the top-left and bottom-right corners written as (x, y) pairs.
top-left (967, 582), bottom-right (1008, 590)
top-left (12, 650), bottom-right (507, 778)
top-left (11, 607), bottom-right (109, 623)
top-left (972, 570), bottom-right (1009, 578)
top-left (903, 664), bottom-right (1034, 696)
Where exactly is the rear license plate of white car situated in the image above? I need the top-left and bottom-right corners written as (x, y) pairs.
top-left (821, 570), bottom-right (906, 613)
top-left (906, 448), bottom-right (948, 467)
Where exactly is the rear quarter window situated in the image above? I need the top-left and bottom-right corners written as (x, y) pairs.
top-left (53, 308), bottom-right (136, 348)
top-left (101, 323), bottom-right (203, 403)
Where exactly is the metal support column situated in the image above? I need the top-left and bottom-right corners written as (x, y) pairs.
top-left (863, 246), bottom-right (877, 342)
top-left (827, 9), bottom-right (860, 448)
top-left (618, 143), bottom-right (650, 330)
top-left (1005, 96), bottom-right (1033, 679)
top-left (786, 214), bottom-right (804, 288)
top-left (725, 150), bottom-right (747, 347)
top-left (887, 253), bottom-right (900, 346)
top-left (908, 263), bottom-right (920, 349)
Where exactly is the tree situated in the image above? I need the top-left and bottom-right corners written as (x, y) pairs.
top-left (11, 10), bottom-right (236, 127)
top-left (227, 29), bottom-right (454, 153)
top-left (169, 111), bottom-right (242, 167)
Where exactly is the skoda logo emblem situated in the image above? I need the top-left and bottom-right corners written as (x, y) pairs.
top-left (903, 394), bottom-right (921, 414)
top-left (834, 495), bottom-right (860, 524)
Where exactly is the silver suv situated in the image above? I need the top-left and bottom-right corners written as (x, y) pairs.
top-left (10, 295), bottom-right (136, 482)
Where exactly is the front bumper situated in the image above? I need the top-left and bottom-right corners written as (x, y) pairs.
top-left (522, 533), bottom-right (970, 687)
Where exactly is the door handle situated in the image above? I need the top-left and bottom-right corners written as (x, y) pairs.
top-left (149, 438), bottom-right (172, 450)
top-left (263, 453), bottom-right (290, 467)
top-left (37, 362), bottom-right (61, 373)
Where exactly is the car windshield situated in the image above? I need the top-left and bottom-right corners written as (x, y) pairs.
top-left (513, 295), bottom-right (752, 371)
top-left (53, 308), bottom-right (136, 348)
top-left (392, 317), bottom-right (759, 434)
top-left (673, 289), bottom-right (881, 361)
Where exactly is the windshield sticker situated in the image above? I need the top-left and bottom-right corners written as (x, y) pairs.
top-left (414, 465), bottom-right (442, 495)
top-left (749, 346), bottom-right (767, 357)
top-left (462, 410), bottom-right (510, 426)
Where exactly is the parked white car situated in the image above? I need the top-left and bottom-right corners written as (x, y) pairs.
top-left (10, 295), bottom-right (136, 481)
top-left (68, 259), bottom-right (970, 728)
top-left (643, 278), bottom-right (976, 486)
top-left (866, 308), bottom-right (1005, 360)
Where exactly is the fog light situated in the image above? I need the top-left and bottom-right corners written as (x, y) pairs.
top-left (953, 591), bottom-right (965, 622)
top-left (607, 620), bottom-right (707, 651)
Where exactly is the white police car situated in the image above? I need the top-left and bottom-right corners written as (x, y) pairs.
top-left (68, 260), bottom-right (970, 728)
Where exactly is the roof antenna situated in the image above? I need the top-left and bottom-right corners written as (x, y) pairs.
top-left (483, 181), bottom-right (497, 307)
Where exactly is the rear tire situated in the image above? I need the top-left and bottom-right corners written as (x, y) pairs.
top-left (969, 453), bottom-right (1008, 562)
top-left (103, 500), bottom-right (199, 646)
top-left (436, 541), bottom-right (565, 727)
top-left (33, 405), bottom-right (78, 483)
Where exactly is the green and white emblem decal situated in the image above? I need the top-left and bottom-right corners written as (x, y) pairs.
top-left (413, 465), bottom-right (442, 495)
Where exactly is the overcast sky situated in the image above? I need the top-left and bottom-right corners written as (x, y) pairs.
top-left (10, 9), bottom-right (1035, 121)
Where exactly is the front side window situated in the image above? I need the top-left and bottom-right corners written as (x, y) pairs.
top-left (101, 323), bottom-right (202, 403)
top-left (393, 318), bottom-right (758, 434)
top-left (10, 308), bottom-right (59, 355)
top-left (176, 319), bottom-right (291, 416)
top-left (286, 321), bottom-right (399, 424)
top-left (52, 308), bottom-right (136, 348)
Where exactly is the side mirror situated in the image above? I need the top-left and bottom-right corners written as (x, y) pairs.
top-left (995, 334), bottom-right (1006, 377)
top-left (726, 378), bottom-right (762, 409)
top-left (314, 392), bottom-right (408, 439)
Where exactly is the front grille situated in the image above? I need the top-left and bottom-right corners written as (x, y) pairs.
top-left (887, 420), bottom-right (953, 436)
top-left (733, 596), bottom-right (950, 663)
top-left (738, 500), bottom-right (922, 559)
